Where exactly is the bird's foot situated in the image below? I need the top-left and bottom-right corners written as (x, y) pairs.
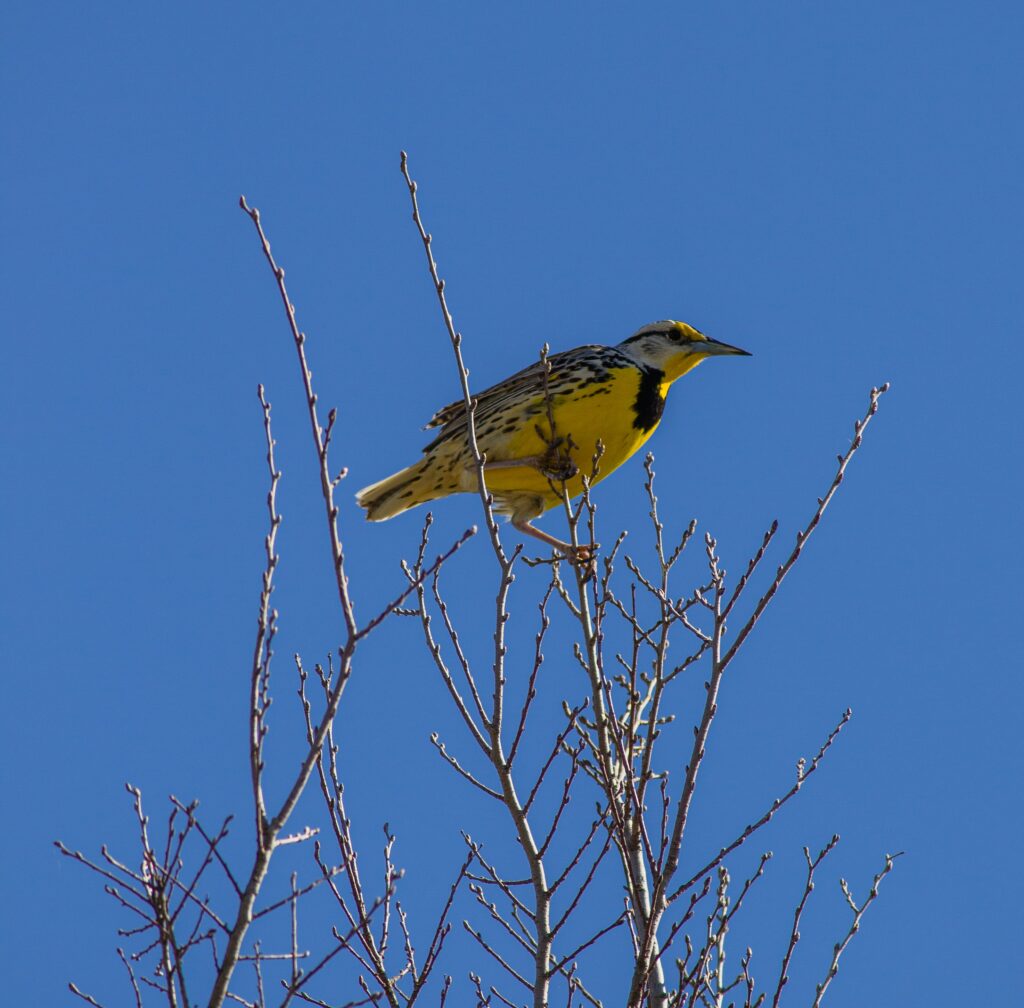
top-left (565, 541), bottom-right (599, 577)
top-left (539, 439), bottom-right (579, 482)
top-left (479, 442), bottom-right (578, 483)
top-left (521, 541), bottom-right (600, 577)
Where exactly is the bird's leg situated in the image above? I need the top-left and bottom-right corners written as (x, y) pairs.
top-left (480, 443), bottom-right (576, 479)
top-left (482, 456), bottom-right (548, 472)
top-left (511, 516), bottom-right (596, 568)
top-left (478, 445), bottom-right (579, 482)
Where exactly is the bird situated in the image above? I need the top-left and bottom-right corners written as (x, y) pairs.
top-left (356, 320), bottom-right (750, 561)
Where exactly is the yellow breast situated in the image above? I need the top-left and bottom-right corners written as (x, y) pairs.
top-left (479, 366), bottom-right (667, 508)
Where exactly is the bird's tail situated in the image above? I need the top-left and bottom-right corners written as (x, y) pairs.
top-left (355, 458), bottom-right (439, 522)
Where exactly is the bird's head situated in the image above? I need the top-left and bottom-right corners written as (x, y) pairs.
top-left (619, 320), bottom-right (750, 381)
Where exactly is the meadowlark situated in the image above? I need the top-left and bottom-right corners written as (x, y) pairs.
top-left (356, 320), bottom-right (750, 560)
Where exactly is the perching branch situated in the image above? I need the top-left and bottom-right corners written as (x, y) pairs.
top-left (62, 172), bottom-right (898, 1008)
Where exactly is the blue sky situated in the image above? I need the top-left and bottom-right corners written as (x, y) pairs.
top-left (4, 2), bottom-right (1022, 1004)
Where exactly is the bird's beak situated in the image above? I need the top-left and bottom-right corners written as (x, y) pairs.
top-left (700, 336), bottom-right (751, 357)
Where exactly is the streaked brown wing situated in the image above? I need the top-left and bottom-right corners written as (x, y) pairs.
top-left (422, 346), bottom-right (605, 449)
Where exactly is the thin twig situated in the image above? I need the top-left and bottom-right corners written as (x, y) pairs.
top-left (771, 836), bottom-right (840, 1008)
top-left (720, 385), bottom-right (890, 671)
top-left (811, 851), bottom-right (902, 1008)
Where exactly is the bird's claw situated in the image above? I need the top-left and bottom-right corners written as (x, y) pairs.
top-left (544, 460), bottom-right (579, 482)
top-left (566, 541), bottom-right (599, 575)
top-left (538, 437), bottom-right (579, 483)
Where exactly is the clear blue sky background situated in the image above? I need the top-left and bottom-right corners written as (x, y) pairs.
top-left (4, 3), bottom-right (1022, 1005)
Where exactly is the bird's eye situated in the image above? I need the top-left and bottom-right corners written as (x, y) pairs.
top-left (669, 330), bottom-right (682, 342)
